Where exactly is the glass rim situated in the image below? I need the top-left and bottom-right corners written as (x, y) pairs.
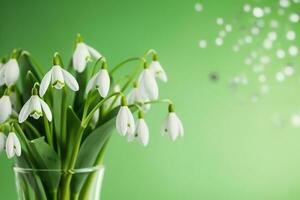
top-left (13, 165), bottom-right (104, 174)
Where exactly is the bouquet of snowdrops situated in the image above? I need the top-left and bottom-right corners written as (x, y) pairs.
top-left (0, 34), bottom-right (183, 199)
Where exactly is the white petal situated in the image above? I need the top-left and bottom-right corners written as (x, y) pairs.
top-left (61, 68), bottom-right (79, 91)
top-left (167, 113), bottom-right (180, 141)
top-left (0, 66), bottom-right (6, 86)
top-left (126, 89), bottom-right (135, 105)
top-left (116, 107), bottom-right (128, 136)
top-left (12, 133), bottom-right (21, 157)
top-left (136, 119), bottom-right (149, 147)
top-left (96, 69), bottom-right (110, 97)
top-left (30, 96), bottom-right (42, 115)
top-left (73, 43), bottom-right (90, 73)
top-left (51, 65), bottom-right (65, 89)
top-left (0, 95), bottom-right (12, 123)
top-left (86, 72), bottom-right (99, 94)
top-left (0, 132), bottom-right (6, 152)
top-left (114, 84), bottom-right (121, 92)
top-left (127, 132), bottom-right (135, 142)
top-left (18, 97), bottom-right (32, 123)
top-left (149, 61), bottom-right (168, 82)
top-left (142, 103), bottom-right (151, 112)
top-left (87, 45), bottom-right (102, 59)
top-left (174, 114), bottom-right (184, 137)
top-left (39, 69), bottom-right (52, 97)
top-left (139, 69), bottom-right (159, 100)
top-left (160, 116), bottom-right (168, 136)
top-left (6, 133), bottom-right (15, 159)
top-left (125, 107), bottom-right (135, 135)
top-left (39, 98), bottom-right (52, 122)
top-left (4, 59), bottom-right (19, 86)
top-left (127, 88), bottom-right (145, 105)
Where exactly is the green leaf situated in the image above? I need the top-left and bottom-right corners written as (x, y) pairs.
top-left (70, 112), bottom-right (117, 194)
top-left (74, 70), bottom-right (89, 116)
top-left (28, 137), bottom-right (61, 192)
top-left (16, 155), bottom-right (48, 200)
top-left (52, 90), bottom-right (62, 142)
top-left (66, 106), bottom-right (82, 154)
top-left (18, 51), bottom-right (43, 103)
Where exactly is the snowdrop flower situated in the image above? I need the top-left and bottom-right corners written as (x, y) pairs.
top-left (0, 95), bottom-right (12, 123)
top-left (116, 96), bottom-right (135, 136)
top-left (0, 58), bottom-right (20, 86)
top-left (86, 62), bottom-right (110, 97)
top-left (104, 84), bottom-right (121, 109)
top-left (135, 111), bottom-right (150, 146)
top-left (39, 54), bottom-right (79, 96)
top-left (161, 104), bottom-right (184, 141)
top-left (138, 62), bottom-right (159, 100)
top-left (149, 55), bottom-right (167, 82)
top-left (127, 82), bottom-right (150, 112)
top-left (72, 34), bottom-right (102, 73)
top-left (0, 132), bottom-right (6, 152)
top-left (6, 132), bottom-right (21, 159)
top-left (19, 88), bottom-right (52, 123)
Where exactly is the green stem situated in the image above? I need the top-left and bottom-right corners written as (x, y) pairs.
top-left (106, 62), bottom-right (143, 113)
top-left (110, 57), bottom-right (145, 75)
top-left (61, 88), bottom-right (67, 163)
top-left (142, 98), bottom-right (173, 105)
top-left (105, 49), bottom-right (155, 113)
top-left (78, 139), bottom-right (110, 199)
top-left (61, 93), bottom-right (121, 199)
top-left (20, 51), bottom-right (44, 79)
top-left (43, 116), bottom-right (53, 147)
top-left (82, 92), bottom-right (121, 128)
top-left (23, 121), bottom-right (41, 138)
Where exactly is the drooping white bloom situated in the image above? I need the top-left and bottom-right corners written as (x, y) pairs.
top-left (127, 84), bottom-right (150, 112)
top-left (127, 87), bottom-right (143, 105)
top-left (0, 59), bottom-right (20, 86)
top-left (161, 106), bottom-right (184, 141)
top-left (104, 84), bottom-right (121, 109)
top-left (86, 68), bottom-right (110, 97)
top-left (19, 95), bottom-right (52, 123)
top-left (0, 132), bottom-right (6, 152)
top-left (149, 61), bottom-right (167, 82)
top-left (6, 132), bottom-right (21, 159)
top-left (73, 42), bottom-right (102, 73)
top-left (116, 98), bottom-right (135, 136)
top-left (135, 118), bottom-right (149, 146)
top-left (39, 65), bottom-right (79, 96)
top-left (138, 68), bottom-right (159, 100)
top-left (0, 95), bottom-right (12, 123)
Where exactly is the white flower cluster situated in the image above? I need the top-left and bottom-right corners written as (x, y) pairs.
top-left (0, 35), bottom-right (184, 159)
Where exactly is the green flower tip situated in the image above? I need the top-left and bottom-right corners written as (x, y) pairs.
top-left (1, 57), bottom-right (6, 63)
top-left (153, 53), bottom-right (158, 61)
top-left (52, 52), bottom-right (62, 65)
top-left (11, 49), bottom-right (18, 59)
top-left (31, 87), bottom-right (38, 95)
top-left (101, 62), bottom-right (107, 69)
top-left (168, 104), bottom-right (175, 113)
top-left (133, 81), bottom-right (138, 88)
top-left (4, 88), bottom-right (10, 96)
top-left (143, 62), bottom-right (148, 69)
top-left (121, 96), bottom-right (127, 106)
top-left (138, 110), bottom-right (144, 119)
top-left (76, 33), bottom-right (84, 43)
top-left (31, 82), bottom-right (40, 95)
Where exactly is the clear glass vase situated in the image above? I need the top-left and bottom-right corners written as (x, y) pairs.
top-left (14, 165), bottom-right (105, 200)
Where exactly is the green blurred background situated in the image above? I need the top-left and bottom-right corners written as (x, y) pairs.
top-left (1, 0), bottom-right (300, 199)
